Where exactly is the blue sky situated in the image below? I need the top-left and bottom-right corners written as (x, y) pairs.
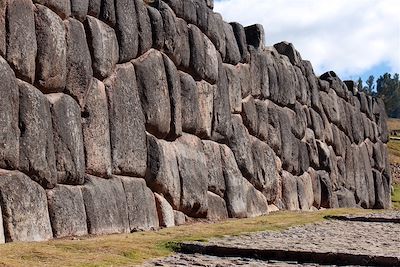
top-left (214, 0), bottom-right (400, 82)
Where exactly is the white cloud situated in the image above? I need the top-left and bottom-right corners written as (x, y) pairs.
top-left (214, 0), bottom-right (400, 78)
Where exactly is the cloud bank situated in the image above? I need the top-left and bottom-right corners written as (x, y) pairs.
top-left (214, 0), bottom-right (400, 79)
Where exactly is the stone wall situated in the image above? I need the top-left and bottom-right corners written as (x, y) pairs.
top-left (0, 0), bottom-right (391, 243)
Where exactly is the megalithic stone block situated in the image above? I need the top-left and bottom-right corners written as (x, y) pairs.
top-left (34, 4), bottom-right (67, 93)
top-left (202, 140), bottom-right (225, 198)
top-left (135, 0), bottom-right (153, 55)
top-left (147, 5), bottom-right (165, 50)
top-left (18, 80), bottom-right (57, 189)
top-left (0, 170), bottom-right (53, 242)
top-left (0, 0), bottom-right (5, 57)
top-left (207, 191), bottom-right (228, 221)
top-left (70, 0), bottom-right (88, 21)
top-left (104, 63), bottom-right (147, 177)
top-left (245, 24), bottom-right (265, 49)
top-left (47, 185), bottom-right (88, 238)
top-left (0, 57), bottom-right (19, 170)
top-left (6, 0), bottom-right (37, 83)
top-left (33, 0), bottom-right (71, 19)
top-left (46, 93), bottom-right (85, 185)
top-left (85, 16), bottom-right (119, 80)
top-left (82, 79), bottom-right (112, 178)
top-left (0, 205), bottom-right (4, 243)
top-left (154, 193), bottom-right (175, 228)
top-left (115, 0), bottom-right (138, 62)
top-left (281, 171), bottom-right (300, 211)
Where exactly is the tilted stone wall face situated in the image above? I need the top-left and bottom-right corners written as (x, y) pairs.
top-left (0, 0), bottom-right (391, 243)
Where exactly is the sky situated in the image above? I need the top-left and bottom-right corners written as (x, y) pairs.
top-left (214, 0), bottom-right (400, 82)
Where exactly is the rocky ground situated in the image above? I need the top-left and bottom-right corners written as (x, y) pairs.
top-left (144, 212), bottom-right (400, 266)
top-left (392, 163), bottom-right (400, 184)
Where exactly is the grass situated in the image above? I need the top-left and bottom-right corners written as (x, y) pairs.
top-left (392, 184), bottom-right (400, 210)
top-left (388, 139), bottom-right (400, 164)
top-left (0, 209), bottom-right (375, 267)
top-left (388, 118), bottom-right (400, 132)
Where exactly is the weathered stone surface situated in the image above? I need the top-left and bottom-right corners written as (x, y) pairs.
top-left (255, 100), bottom-right (270, 140)
top-left (135, 0), bottom-right (152, 55)
top-left (304, 129), bottom-right (319, 168)
top-left (206, 12), bottom-right (226, 59)
top-left (0, 0), bottom-right (5, 57)
top-left (230, 22), bottom-right (250, 63)
top-left (297, 173), bottom-right (314, 210)
top-left (188, 24), bottom-right (219, 83)
top-left (336, 187), bottom-right (357, 208)
top-left (202, 140), bottom-right (225, 197)
top-left (115, 0), bottom-right (138, 62)
top-left (47, 93), bottom-right (85, 185)
top-left (154, 193), bottom-right (175, 228)
top-left (119, 177), bottom-right (159, 231)
top-left (241, 96), bottom-right (258, 135)
top-left (180, 71), bottom-right (201, 134)
top-left (225, 64), bottom-right (242, 113)
top-left (0, 57), bottom-right (19, 170)
top-left (146, 134), bottom-right (180, 209)
top-left (70, 0), bottom-right (88, 21)
top-left (251, 138), bottom-right (280, 203)
top-left (134, 49), bottom-right (171, 138)
top-left (85, 16), bottom-right (119, 80)
top-left (174, 210), bottom-right (186, 226)
top-left (223, 22), bottom-right (241, 65)
top-left (0, 170), bottom-right (52, 242)
top-left (196, 80), bottom-right (215, 138)
top-left (105, 63), bottom-right (147, 177)
top-left (88, 0), bottom-right (100, 17)
top-left (47, 185), bottom-right (88, 238)
top-left (207, 191), bottom-right (229, 221)
top-left (100, 0), bottom-right (116, 26)
top-left (82, 175), bottom-right (129, 235)
top-left (6, 0), bottom-right (37, 83)
top-left (82, 79), bottom-right (112, 178)
top-left (373, 169), bottom-right (390, 209)
top-left (0, 205), bottom-right (4, 243)
top-left (147, 5), bottom-right (165, 50)
top-left (274, 41), bottom-right (302, 65)
top-left (249, 48), bottom-right (269, 98)
top-left (308, 167), bottom-right (322, 209)
top-left (174, 134), bottom-right (208, 218)
top-left (64, 18), bottom-right (93, 108)
top-left (281, 171), bottom-right (299, 211)
top-left (163, 54), bottom-right (182, 138)
top-left (244, 24), bottom-right (264, 49)
top-left (19, 80), bottom-right (57, 188)
top-left (33, 0), bottom-right (70, 19)
top-left (319, 170), bottom-right (337, 209)
top-left (320, 89), bottom-right (340, 125)
top-left (34, 4), bottom-right (66, 92)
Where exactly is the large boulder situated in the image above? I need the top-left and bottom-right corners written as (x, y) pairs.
top-left (104, 63), bottom-right (147, 177)
top-left (64, 18), bottom-right (93, 108)
top-left (0, 206), bottom-right (4, 243)
top-left (0, 0), bottom-right (5, 57)
top-left (134, 0), bottom-right (152, 55)
top-left (81, 175), bottom-right (130, 235)
top-left (85, 16), bottom-right (119, 80)
top-left (154, 193), bottom-right (175, 228)
top-left (0, 170), bottom-right (53, 242)
top-left (202, 140), bottom-right (225, 198)
top-left (196, 80), bottom-right (215, 138)
top-left (99, 0), bottom-right (116, 26)
top-left (297, 173), bottom-right (314, 210)
top-left (206, 12), bottom-right (226, 60)
top-left (34, 4), bottom-right (66, 92)
top-left (19, 80), bottom-right (57, 189)
top-left (225, 64), bottom-right (243, 114)
top-left (281, 171), bottom-right (299, 211)
top-left (47, 93), bottom-right (85, 185)
top-left (223, 22), bottom-right (241, 65)
top-left (47, 185), bottom-right (88, 238)
top-left (146, 134), bottom-right (181, 209)
top-left (230, 22), bottom-right (250, 63)
top-left (0, 57), bottom-right (19, 170)
top-left (70, 0), bottom-right (88, 21)
top-left (207, 191), bottom-right (229, 221)
top-left (336, 187), bottom-right (357, 208)
top-left (147, 5), bottom-right (164, 50)
top-left (308, 167), bottom-right (321, 208)
top-left (173, 134), bottom-right (208, 218)
top-left (115, 0), bottom-right (138, 62)
top-left (33, 0), bottom-right (70, 19)
top-left (133, 49), bottom-right (171, 138)
top-left (82, 79), bottom-right (112, 178)
top-left (119, 177), bottom-right (159, 231)
top-left (180, 71), bottom-right (201, 134)
top-left (244, 24), bottom-right (264, 49)
top-left (6, 0), bottom-right (37, 83)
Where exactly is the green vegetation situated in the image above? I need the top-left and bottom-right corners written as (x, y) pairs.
top-left (0, 209), bottom-right (374, 267)
top-left (392, 184), bottom-right (400, 210)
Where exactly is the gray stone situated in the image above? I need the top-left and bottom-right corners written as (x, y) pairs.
top-left (244, 24), bottom-right (264, 49)
top-left (196, 80), bottom-right (215, 138)
top-left (194, 0), bottom-right (209, 32)
top-left (304, 129), bottom-right (319, 168)
top-left (104, 63), bottom-right (147, 177)
top-left (34, 4), bottom-right (66, 92)
top-left (6, 0), bottom-right (37, 83)
top-left (255, 100), bottom-right (270, 140)
top-left (174, 210), bottom-right (186, 226)
top-left (308, 167), bottom-right (321, 209)
top-left (223, 22), bottom-right (241, 65)
top-left (0, 170), bottom-right (52, 242)
top-left (146, 133), bottom-right (181, 209)
top-left (134, 49), bottom-right (171, 138)
top-left (147, 5), bottom-right (165, 50)
top-left (320, 89), bottom-right (340, 125)
top-left (88, 0), bottom-right (100, 17)
top-left (297, 173), bottom-right (314, 210)
top-left (173, 134), bottom-right (208, 218)
top-left (309, 108), bottom-right (324, 140)
top-left (115, 0), bottom-right (138, 62)
top-left (0, 57), bottom-right (19, 170)
top-left (119, 177), bottom-right (159, 231)
top-left (246, 185), bottom-right (269, 218)
top-left (18, 80), bottom-right (57, 189)
top-left (319, 170), bottom-right (337, 208)
top-left (359, 142), bottom-right (375, 208)
top-left (182, 0), bottom-right (197, 24)
top-left (0, 205), bottom-right (4, 243)
top-left (225, 64), bottom-right (242, 113)
top-left (180, 71), bottom-right (201, 134)
top-left (47, 185), bottom-right (88, 238)
top-left (135, 0), bottom-right (153, 55)
top-left (249, 48), bottom-right (269, 98)
top-left (251, 137), bottom-right (280, 203)
top-left (274, 41), bottom-right (302, 65)
top-left (85, 16), bottom-right (119, 80)
top-left (241, 96), bottom-right (258, 136)
top-left (99, 0), bottom-right (116, 26)
top-left (64, 18), bottom-right (93, 108)
top-left (188, 24), bottom-right (219, 84)
top-left (47, 93), bottom-right (85, 185)
top-left (82, 79), bottom-right (112, 178)
top-left (281, 171), bottom-right (299, 211)
top-left (206, 12), bottom-right (226, 59)
top-left (292, 102), bottom-right (307, 139)
top-left (33, 0), bottom-right (71, 19)
top-left (70, 0), bottom-right (88, 21)
top-left (163, 54), bottom-right (182, 138)
top-left (154, 193), bottom-right (175, 228)
top-left (373, 169), bottom-right (389, 209)
top-left (230, 22), bottom-right (250, 63)
top-left (207, 191), bottom-right (229, 221)
top-left (202, 140), bottom-right (225, 197)
top-left (336, 187), bottom-right (357, 208)
top-left (81, 175), bottom-right (130, 235)
top-left (0, 0), bottom-right (5, 57)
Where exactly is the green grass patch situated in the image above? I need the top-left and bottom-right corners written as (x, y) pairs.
top-left (0, 209), bottom-right (375, 267)
top-left (388, 139), bottom-right (400, 164)
top-left (392, 184), bottom-right (400, 210)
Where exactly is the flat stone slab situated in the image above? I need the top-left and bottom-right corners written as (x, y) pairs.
top-left (147, 212), bottom-right (400, 266)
